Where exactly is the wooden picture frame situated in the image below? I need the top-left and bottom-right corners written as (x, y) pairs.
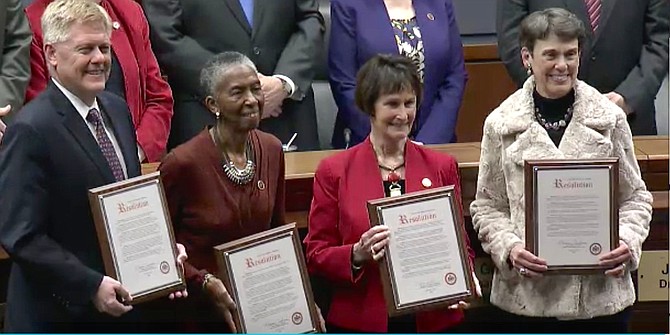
top-left (88, 172), bottom-right (185, 304)
top-left (214, 223), bottom-right (321, 333)
top-left (367, 186), bottom-right (476, 317)
top-left (524, 158), bottom-right (619, 274)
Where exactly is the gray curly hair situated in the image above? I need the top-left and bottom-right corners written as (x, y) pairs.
top-left (200, 52), bottom-right (258, 97)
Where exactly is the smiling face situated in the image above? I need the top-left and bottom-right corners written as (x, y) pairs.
top-left (45, 21), bottom-right (111, 105)
top-left (206, 64), bottom-right (264, 132)
top-left (370, 90), bottom-right (416, 142)
top-left (522, 33), bottom-right (580, 99)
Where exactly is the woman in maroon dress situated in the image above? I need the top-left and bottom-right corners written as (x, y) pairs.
top-left (160, 51), bottom-right (286, 332)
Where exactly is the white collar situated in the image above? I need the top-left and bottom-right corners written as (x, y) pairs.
top-left (51, 78), bottom-right (101, 121)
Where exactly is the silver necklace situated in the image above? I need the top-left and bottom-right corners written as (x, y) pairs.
top-left (221, 144), bottom-right (255, 185)
top-left (213, 128), bottom-right (256, 185)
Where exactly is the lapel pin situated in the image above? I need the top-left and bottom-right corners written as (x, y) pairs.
top-left (421, 178), bottom-right (432, 188)
top-left (257, 180), bottom-right (265, 190)
top-left (112, 21), bottom-right (120, 30)
top-left (426, 13), bottom-right (435, 21)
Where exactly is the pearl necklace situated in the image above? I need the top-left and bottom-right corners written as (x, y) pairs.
top-left (534, 106), bottom-right (573, 131)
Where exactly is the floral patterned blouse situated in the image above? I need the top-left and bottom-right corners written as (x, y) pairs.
top-left (391, 17), bottom-right (425, 83)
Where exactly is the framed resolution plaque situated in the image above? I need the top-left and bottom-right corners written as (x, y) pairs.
top-left (88, 172), bottom-right (185, 304)
top-left (367, 186), bottom-right (476, 317)
top-left (214, 223), bottom-right (320, 334)
top-left (524, 158), bottom-right (619, 274)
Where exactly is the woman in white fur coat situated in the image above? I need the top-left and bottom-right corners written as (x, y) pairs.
top-left (470, 8), bottom-right (652, 333)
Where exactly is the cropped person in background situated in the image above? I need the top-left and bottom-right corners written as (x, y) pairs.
top-left (497, 0), bottom-right (669, 135)
top-left (25, 0), bottom-right (174, 162)
top-left (328, 0), bottom-right (467, 149)
top-left (142, 0), bottom-right (325, 152)
top-left (160, 52), bottom-right (287, 332)
top-left (472, 8), bottom-right (652, 333)
top-left (0, 0), bottom-right (32, 139)
top-left (304, 54), bottom-right (477, 333)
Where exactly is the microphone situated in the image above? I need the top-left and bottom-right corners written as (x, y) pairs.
top-left (343, 128), bottom-right (351, 150)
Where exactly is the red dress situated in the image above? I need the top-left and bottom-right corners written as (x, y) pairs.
top-left (159, 129), bottom-right (286, 331)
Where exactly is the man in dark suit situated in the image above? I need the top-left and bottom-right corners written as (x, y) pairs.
top-left (0, 0), bottom-right (185, 331)
top-left (142, 0), bottom-right (325, 151)
top-left (0, 0), bottom-right (31, 140)
top-left (497, 0), bottom-right (669, 135)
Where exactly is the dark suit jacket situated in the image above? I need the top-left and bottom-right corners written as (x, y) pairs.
top-left (497, 0), bottom-right (670, 135)
top-left (0, 83), bottom-right (141, 332)
top-left (328, 0), bottom-right (467, 148)
top-left (142, 0), bottom-right (325, 151)
top-left (0, 0), bottom-right (31, 121)
top-left (303, 138), bottom-right (475, 332)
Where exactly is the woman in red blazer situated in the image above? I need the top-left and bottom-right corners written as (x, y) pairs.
top-left (304, 54), bottom-right (477, 333)
top-left (24, 0), bottom-right (173, 163)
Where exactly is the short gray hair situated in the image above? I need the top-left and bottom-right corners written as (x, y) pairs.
top-left (200, 52), bottom-right (258, 97)
top-left (42, 0), bottom-right (112, 45)
top-left (520, 8), bottom-right (585, 52)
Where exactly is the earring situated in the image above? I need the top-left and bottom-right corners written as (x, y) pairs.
top-left (215, 111), bottom-right (220, 119)
top-left (526, 64), bottom-right (532, 76)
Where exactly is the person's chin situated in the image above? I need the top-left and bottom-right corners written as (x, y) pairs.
top-left (84, 80), bottom-right (106, 93)
top-left (386, 130), bottom-right (409, 142)
top-left (240, 119), bottom-right (260, 131)
top-left (550, 87), bottom-right (572, 98)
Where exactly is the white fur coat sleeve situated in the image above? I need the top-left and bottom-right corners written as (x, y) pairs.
top-left (612, 118), bottom-right (653, 270)
top-left (469, 118), bottom-right (523, 271)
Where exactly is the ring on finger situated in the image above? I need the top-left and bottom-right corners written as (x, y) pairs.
top-left (518, 267), bottom-right (528, 276)
top-left (370, 245), bottom-right (375, 256)
top-left (621, 263), bottom-right (627, 271)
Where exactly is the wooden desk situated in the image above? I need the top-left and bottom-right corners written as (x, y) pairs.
top-left (0, 137), bottom-right (666, 260)
top-left (283, 137), bottom-right (668, 228)
top-left (0, 137), bottom-right (665, 332)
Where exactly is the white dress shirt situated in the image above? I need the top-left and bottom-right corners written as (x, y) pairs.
top-left (52, 78), bottom-right (128, 178)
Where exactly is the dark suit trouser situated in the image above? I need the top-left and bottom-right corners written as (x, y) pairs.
top-left (627, 101), bottom-right (658, 136)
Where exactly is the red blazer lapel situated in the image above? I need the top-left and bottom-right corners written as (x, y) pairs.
top-left (100, 0), bottom-right (141, 125)
top-left (351, 137), bottom-right (386, 201)
top-left (404, 141), bottom-right (439, 193)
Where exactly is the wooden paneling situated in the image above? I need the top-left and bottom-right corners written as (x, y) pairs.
top-left (462, 44), bottom-right (500, 61)
top-left (457, 44), bottom-right (517, 143)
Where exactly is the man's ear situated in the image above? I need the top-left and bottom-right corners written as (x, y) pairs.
top-left (45, 44), bottom-right (58, 68)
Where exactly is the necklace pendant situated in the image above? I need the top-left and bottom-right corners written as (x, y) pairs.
top-left (387, 171), bottom-right (401, 183)
top-left (389, 183), bottom-right (402, 197)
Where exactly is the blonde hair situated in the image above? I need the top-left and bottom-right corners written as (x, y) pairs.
top-left (42, 0), bottom-right (112, 45)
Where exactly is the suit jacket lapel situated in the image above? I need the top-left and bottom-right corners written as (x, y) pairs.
top-left (564, 0), bottom-right (594, 41)
top-left (404, 141), bottom-right (435, 193)
top-left (370, 0), bottom-right (401, 55)
top-left (225, 0), bottom-right (252, 36)
top-left (557, 81), bottom-right (615, 158)
top-left (357, 138), bottom-right (435, 197)
top-left (50, 85), bottom-right (116, 183)
top-left (356, 138), bottom-right (386, 201)
top-left (251, 0), bottom-right (264, 40)
top-left (98, 95), bottom-right (140, 178)
top-left (593, 0), bottom-right (617, 43)
top-left (499, 79), bottom-right (614, 166)
top-left (102, 0), bottom-right (140, 125)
